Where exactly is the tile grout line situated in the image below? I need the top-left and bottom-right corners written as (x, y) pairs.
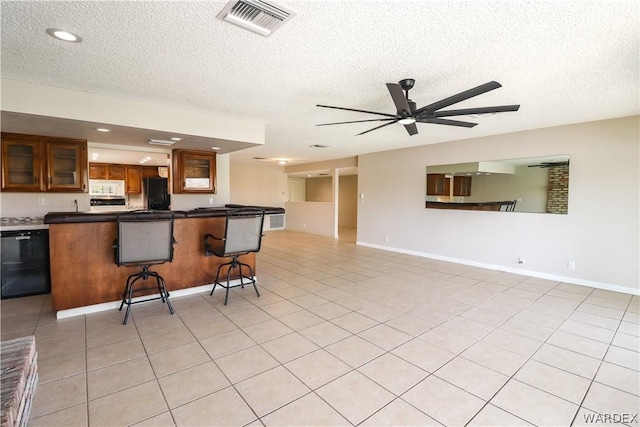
top-left (568, 296), bottom-right (635, 426)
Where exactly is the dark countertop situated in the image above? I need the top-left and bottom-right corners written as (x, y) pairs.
top-left (427, 201), bottom-right (514, 207)
top-left (45, 205), bottom-right (286, 224)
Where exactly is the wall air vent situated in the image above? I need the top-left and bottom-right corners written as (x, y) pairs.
top-left (217, 0), bottom-right (295, 37)
top-left (148, 139), bottom-right (177, 147)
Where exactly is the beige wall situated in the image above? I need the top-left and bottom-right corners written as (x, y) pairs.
top-left (358, 116), bottom-right (639, 294)
top-left (338, 175), bottom-right (358, 228)
top-left (229, 161), bottom-right (286, 207)
top-left (305, 177), bottom-right (332, 202)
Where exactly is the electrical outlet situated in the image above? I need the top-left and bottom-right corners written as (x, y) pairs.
top-left (567, 261), bottom-right (575, 270)
top-left (37, 197), bottom-right (45, 206)
top-left (518, 257), bottom-right (525, 264)
top-left (208, 197), bottom-right (214, 205)
top-left (384, 236), bottom-right (389, 242)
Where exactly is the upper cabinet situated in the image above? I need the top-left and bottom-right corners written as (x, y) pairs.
top-left (1, 133), bottom-right (87, 193)
top-left (89, 163), bottom-right (167, 194)
top-left (426, 173), bottom-right (450, 196)
top-left (1, 137), bottom-right (43, 191)
top-left (125, 166), bottom-right (142, 194)
top-left (89, 164), bottom-right (108, 180)
top-left (453, 176), bottom-right (472, 196)
top-left (172, 149), bottom-right (216, 194)
top-left (89, 163), bottom-right (126, 180)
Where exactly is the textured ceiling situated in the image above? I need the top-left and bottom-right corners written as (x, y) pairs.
top-left (1, 0), bottom-right (638, 166)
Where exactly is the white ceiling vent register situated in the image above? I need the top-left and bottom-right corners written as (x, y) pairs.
top-left (217, 0), bottom-right (295, 37)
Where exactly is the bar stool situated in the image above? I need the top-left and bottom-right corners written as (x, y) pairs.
top-left (114, 211), bottom-right (176, 324)
top-left (203, 208), bottom-right (265, 305)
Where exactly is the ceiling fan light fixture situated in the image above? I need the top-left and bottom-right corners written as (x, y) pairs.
top-left (398, 117), bottom-right (416, 125)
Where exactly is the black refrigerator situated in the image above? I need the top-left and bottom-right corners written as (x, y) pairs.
top-left (142, 177), bottom-right (171, 210)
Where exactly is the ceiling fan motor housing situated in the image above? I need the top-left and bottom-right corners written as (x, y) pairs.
top-left (399, 79), bottom-right (415, 91)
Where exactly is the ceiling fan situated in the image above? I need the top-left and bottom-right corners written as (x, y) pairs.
top-left (316, 79), bottom-right (520, 136)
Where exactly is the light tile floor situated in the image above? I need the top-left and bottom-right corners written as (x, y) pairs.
top-left (2, 229), bottom-right (639, 426)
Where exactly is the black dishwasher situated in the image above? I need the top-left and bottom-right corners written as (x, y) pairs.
top-left (1, 229), bottom-right (51, 299)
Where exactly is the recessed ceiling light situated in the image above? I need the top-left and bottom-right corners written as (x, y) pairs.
top-left (170, 137), bottom-right (182, 141)
top-left (211, 147), bottom-right (220, 150)
top-left (96, 128), bottom-right (110, 132)
top-left (278, 160), bottom-right (287, 165)
top-left (46, 28), bottom-right (82, 43)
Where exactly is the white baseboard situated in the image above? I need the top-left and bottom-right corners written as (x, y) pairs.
top-left (356, 241), bottom-right (639, 296)
top-left (55, 278), bottom-right (253, 319)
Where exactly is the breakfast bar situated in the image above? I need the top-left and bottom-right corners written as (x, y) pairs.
top-left (44, 205), bottom-right (284, 314)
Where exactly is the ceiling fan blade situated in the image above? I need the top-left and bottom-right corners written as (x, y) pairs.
top-left (404, 122), bottom-right (418, 135)
top-left (433, 105), bottom-right (520, 117)
top-left (414, 81), bottom-right (502, 115)
top-left (316, 104), bottom-right (397, 118)
top-left (386, 83), bottom-right (412, 115)
top-left (317, 118), bottom-right (396, 127)
top-left (355, 120), bottom-right (399, 136)
top-left (418, 118), bottom-right (478, 128)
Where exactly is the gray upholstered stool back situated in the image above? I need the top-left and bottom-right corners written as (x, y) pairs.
top-left (116, 212), bottom-right (175, 266)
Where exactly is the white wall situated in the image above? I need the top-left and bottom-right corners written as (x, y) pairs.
top-left (0, 192), bottom-right (89, 217)
top-left (229, 161), bottom-right (286, 207)
top-left (358, 116), bottom-right (639, 294)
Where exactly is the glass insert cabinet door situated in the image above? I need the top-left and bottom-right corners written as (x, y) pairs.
top-left (172, 149), bottom-right (217, 194)
top-left (1, 139), bottom-right (43, 190)
top-left (46, 142), bottom-right (86, 191)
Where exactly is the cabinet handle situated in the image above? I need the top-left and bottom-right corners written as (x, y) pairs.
top-left (34, 176), bottom-right (38, 184)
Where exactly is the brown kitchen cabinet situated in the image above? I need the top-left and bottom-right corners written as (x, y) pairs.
top-left (1, 133), bottom-right (87, 192)
top-left (89, 163), bottom-right (126, 180)
top-left (125, 166), bottom-right (142, 194)
top-left (142, 166), bottom-right (160, 178)
top-left (89, 164), bottom-right (108, 179)
top-left (426, 173), bottom-right (450, 196)
top-left (453, 176), bottom-right (472, 196)
top-left (172, 149), bottom-right (216, 194)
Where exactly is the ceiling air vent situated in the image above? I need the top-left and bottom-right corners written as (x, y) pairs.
top-left (309, 144), bottom-right (329, 148)
top-left (217, 0), bottom-right (295, 37)
top-left (148, 139), bottom-right (177, 147)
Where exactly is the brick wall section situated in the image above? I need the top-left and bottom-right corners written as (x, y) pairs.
top-left (546, 165), bottom-right (569, 214)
